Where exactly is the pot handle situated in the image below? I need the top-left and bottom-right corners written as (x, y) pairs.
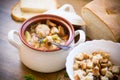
top-left (8, 30), bottom-right (20, 48)
top-left (58, 4), bottom-right (76, 14)
top-left (73, 30), bottom-right (86, 47)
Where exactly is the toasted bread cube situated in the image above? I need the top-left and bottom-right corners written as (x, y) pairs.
top-left (92, 58), bottom-right (99, 64)
top-left (100, 58), bottom-right (109, 64)
top-left (84, 73), bottom-right (94, 80)
top-left (88, 54), bottom-right (93, 59)
top-left (92, 51), bottom-right (98, 56)
top-left (92, 54), bottom-right (102, 64)
top-left (105, 71), bottom-right (113, 78)
top-left (75, 53), bottom-right (84, 61)
top-left (86, 69), bottom-right (93, 73)
top-left (86, 60), bottom-right (93, 69)
top-left (101, 52), bottom-right (110, 59)
top-left (107, 61), bottom-right (113, 67)
top-left (101, 76), bottom-right (109, 80)
top-left (75, 60), bottom-right (82, 65)
top-left (87, 72), bottom-right (93, 76)
top-left (112, 66), bottom-right (120, 74)
top-left (84, 76), bottom-right (93, 80)
top-left (101, 67), bottom-right (108, 76)
top-left (108, 66), bottom-right (113, 72)
top-left (81, 62), bottom-right (87, 70)
top-left (74, 69), bottom-right (86, 76)
top-left (93, 66), bottom-right (100, 76)
top-left (73, 63), bottom-right (79, 70)
top-left (101, 63), bottom-right (108, 68)
top-left (95, 63), bottom-right (101, 69)
top-left (95, 54), bottom-right (103, 60)
top-left (74, 74), bottom-right (80, 80)
top-left (74, 69), bottom-right (86, 79)
top-left (82, 52), bottom-right (89, 59)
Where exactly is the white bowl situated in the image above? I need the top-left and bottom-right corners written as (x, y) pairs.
top-left (66, 40), bottom-right (120, 80)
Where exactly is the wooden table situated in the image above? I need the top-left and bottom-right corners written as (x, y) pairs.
top-left (0, 0), bottom-right (91, 80)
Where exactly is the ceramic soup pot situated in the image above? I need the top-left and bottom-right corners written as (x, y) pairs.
top-left (8, 14), bottom-right (86, 73)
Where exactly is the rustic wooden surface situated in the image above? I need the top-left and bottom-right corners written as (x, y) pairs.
top-left (0, 0), bottom-right (91, 80)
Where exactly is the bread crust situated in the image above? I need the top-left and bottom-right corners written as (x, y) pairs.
top-left (11, 2), bottom-right (26, 22)
top-left (81, 1), bottom-right (120, 42)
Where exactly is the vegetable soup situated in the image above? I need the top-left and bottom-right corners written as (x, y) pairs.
top-left (25, 20), bottom-right (69, 51)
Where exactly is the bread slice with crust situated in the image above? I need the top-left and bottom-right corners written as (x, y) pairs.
top-left (11, 2), bottom-right (25, 22)
top-left (11, 0), bottom-right (58, 22)
top-left (11, 2), bottom-right (42, 22)
top-left (20, 0), bottom-right (57, 13)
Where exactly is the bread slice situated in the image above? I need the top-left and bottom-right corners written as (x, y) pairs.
top-left (11, 2), bottom-right (42, 22)
top-left (20, 0), bottom-right (57, 13)
top-left (11, 2), bottom-right (25, 22)
top-left (81, 1), bottom-right (120, 42)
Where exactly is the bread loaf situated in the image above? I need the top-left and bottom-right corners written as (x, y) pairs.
top-left (103, 0), bottom-right (120, 14)
top-left (20, 0), bottom-right (57, 13)
top-left (81, 1), bottom-right (120, 42)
